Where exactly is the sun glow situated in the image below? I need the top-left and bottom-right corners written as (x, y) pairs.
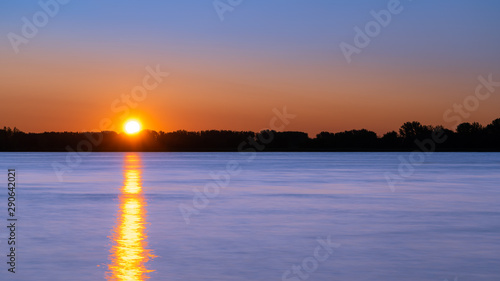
top-left (107, 153), bottom-right (155, 280)
top-left (124, 120), bottom-right (141, 134)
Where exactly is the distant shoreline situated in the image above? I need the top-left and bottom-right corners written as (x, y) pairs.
top-left (1, 150), bottom-right (499, 153)
top-left (2, 118), bottom-right (500, 152)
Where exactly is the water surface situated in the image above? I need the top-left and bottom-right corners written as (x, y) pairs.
top-left (0, 152), bottom-right (499, 280)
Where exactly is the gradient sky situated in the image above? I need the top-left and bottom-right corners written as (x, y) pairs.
top-left (1, 0), bottom-right (500, 135)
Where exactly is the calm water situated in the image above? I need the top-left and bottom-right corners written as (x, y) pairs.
top-left (0, 152), bottom-right (499, 281)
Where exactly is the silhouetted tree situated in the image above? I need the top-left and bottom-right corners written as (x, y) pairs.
top-left (1, 118), bottom-right (500, 151)
top-left (399, 121), bottom-right (433, 139)
top-left (381, 131), bottom-right (401, 149)
top-left (457, 122), bottom-right (483, 134)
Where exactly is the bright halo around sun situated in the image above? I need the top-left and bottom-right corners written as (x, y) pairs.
top-left (124, 120), bottom-right (141, 135)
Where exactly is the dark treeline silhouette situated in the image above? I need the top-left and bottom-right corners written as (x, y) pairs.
top-left (1, 118), bottom-right (500, 152)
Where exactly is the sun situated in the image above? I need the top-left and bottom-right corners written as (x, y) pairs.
top-left (124, 120), bottom-right (142, 135)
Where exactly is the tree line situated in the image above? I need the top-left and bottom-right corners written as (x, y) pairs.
top-left (1, 118), bottom-right (499, 152)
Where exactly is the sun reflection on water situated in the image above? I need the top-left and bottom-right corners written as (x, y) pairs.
top-left (107, 153), bottom-right (155, 280)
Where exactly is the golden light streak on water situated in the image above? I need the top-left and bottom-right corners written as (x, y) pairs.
top-left (107, 153), bottom-right (155, 280)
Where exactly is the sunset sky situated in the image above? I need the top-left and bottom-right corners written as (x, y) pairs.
top-left (1, 1), bottom-right (500, 135)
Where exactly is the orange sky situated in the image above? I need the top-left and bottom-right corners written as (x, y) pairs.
top-left (1, 2), bottom-right (499, 136)
top-left (1, 45), bottom-right (498, 136)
